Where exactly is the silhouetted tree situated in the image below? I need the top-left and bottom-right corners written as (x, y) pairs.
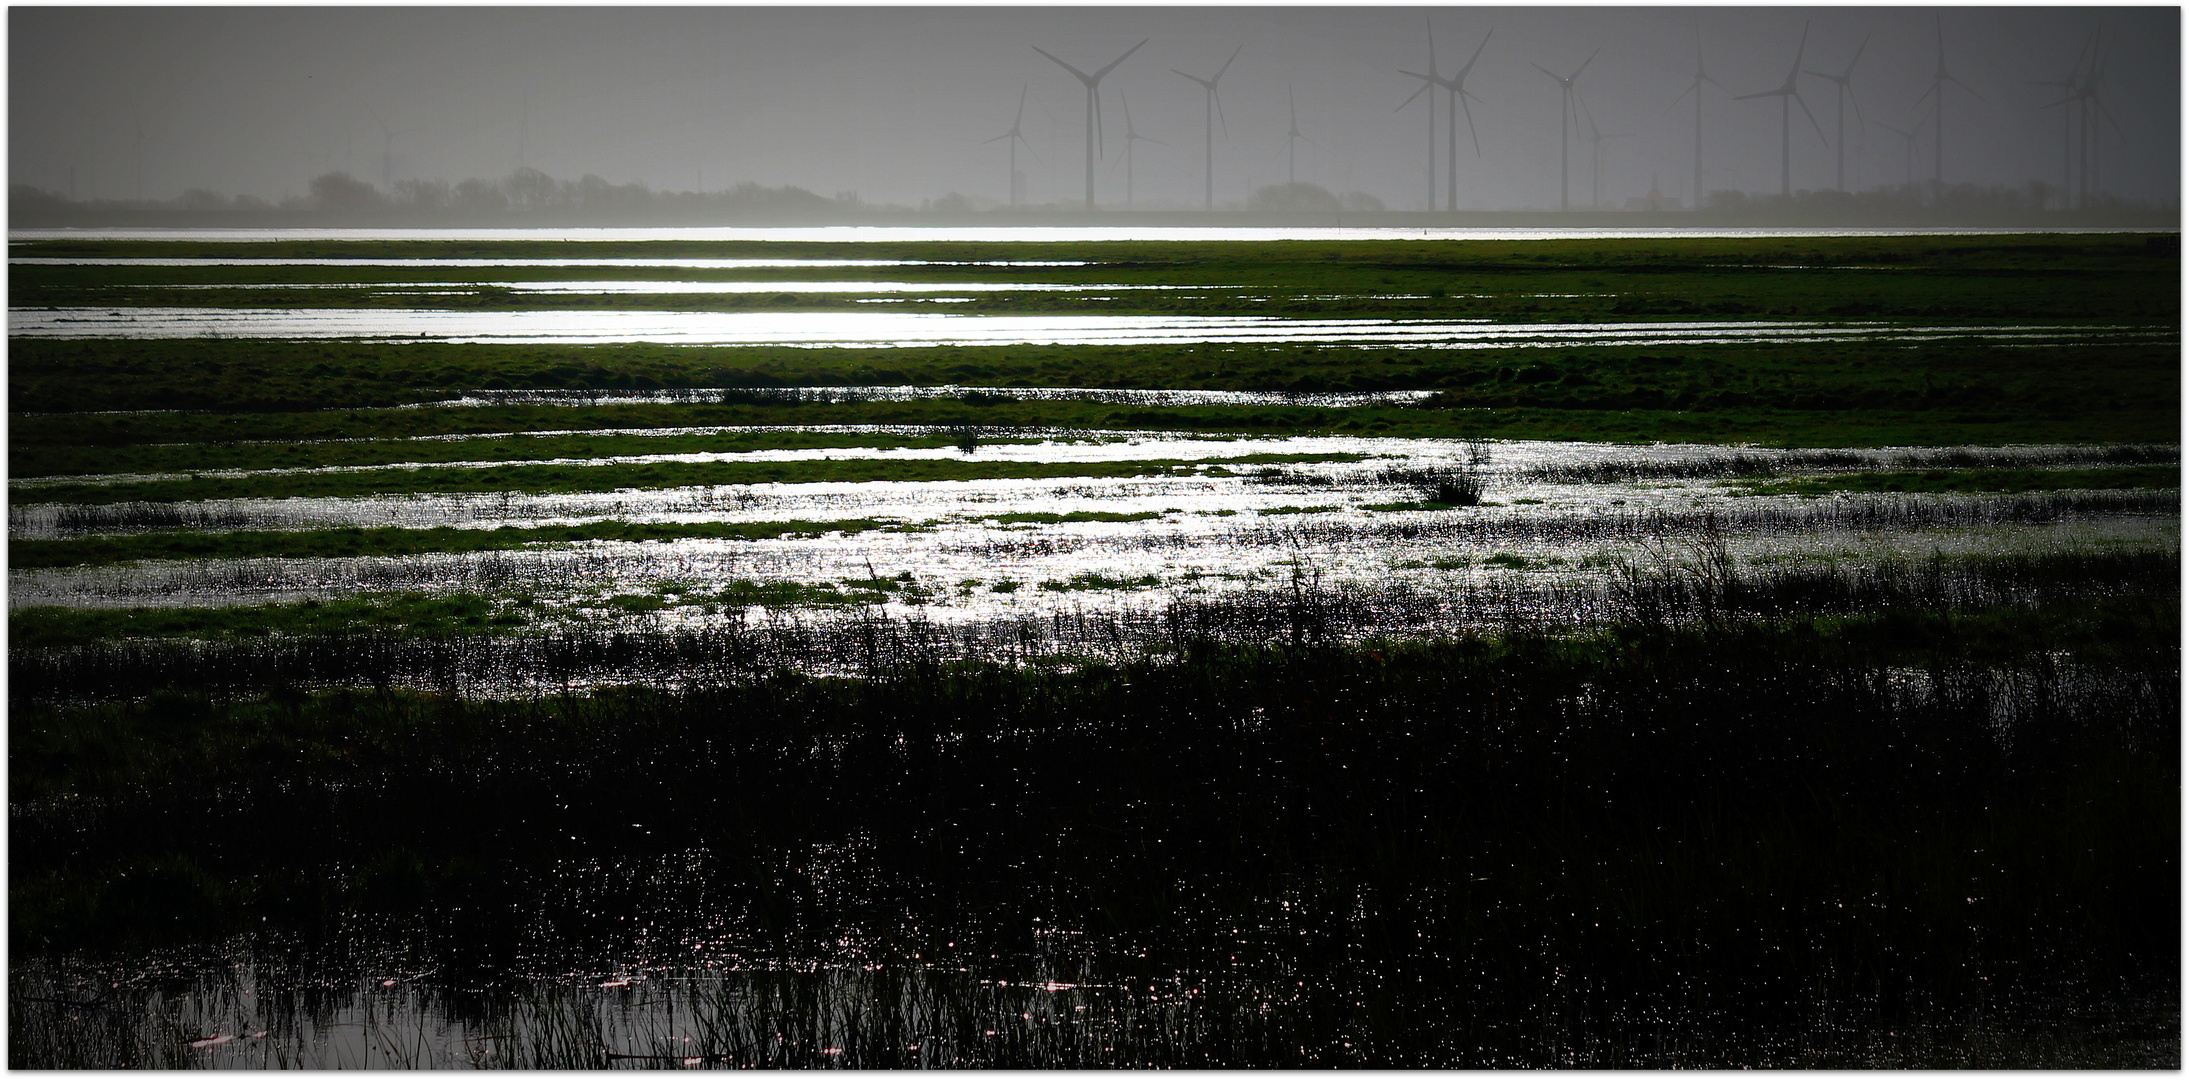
top-left (308, 172), bottom-right (382, 212)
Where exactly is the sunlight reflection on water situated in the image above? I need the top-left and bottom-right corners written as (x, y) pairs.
top-left (11, 306), bottom-right (2160, 348)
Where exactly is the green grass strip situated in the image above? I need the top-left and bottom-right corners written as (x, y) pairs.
top-left (1730, 464), bottom-right (2182, 497)
top-left (10, 518), bottom-right (902, 569)
top-left (11, 429), bottom-right (1045, 480)
top-left (14, 453), bottom-right (1366, 506)
top-left (9, 593), bottom-right (546, 649)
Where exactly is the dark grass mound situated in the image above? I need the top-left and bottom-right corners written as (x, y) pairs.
top-left (11, 595), bottom-right (2177, 1067)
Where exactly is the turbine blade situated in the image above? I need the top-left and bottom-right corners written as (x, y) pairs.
top-left (1846, 84), bottom-right (1867, 133)
top-left (980, 132), bottom-right (1013, 145)
top-left (1844, 33), bottom-right (1869, 79)
top-left (1091, 38), bottom-right (1148, 82)
top-left (1396, 81), bottom-right (1431, 111)
top-left (1668, 82), bottom-right (1697, 111)
top-left (1530, 61), bottom-right (1562, 82)
top-left (1460, 28), bottom-right (1493, 76)
top-left (1946, 73), bottom-right (1984, 100)
top-left (1014, 85), bottom-right (1027, 127)
top-left (1570, 47), bottom-right (1600, 82)
top-left (1213, 41), bottom-right (1244, 83)
top-left (1033, 45), bottom-right (1093, 83)
top-left (1796, 92), bottom-right (1828, 145)
top-left (1460, 92), bottom-right (1482, 156)
top-left (1397, 69), bottom-right (1436, 85)
top-left (2093, 95), bottom-right (2127, 139)
top-left (1095, 87), bottom-right (1106, 158)
top-left (1215, 88), bottom-right (1228, 140)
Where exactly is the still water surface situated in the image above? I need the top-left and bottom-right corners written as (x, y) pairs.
top-left (13, 307), bottom-right (2153, 348)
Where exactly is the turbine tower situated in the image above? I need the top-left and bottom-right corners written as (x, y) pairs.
top-left (1579, 97), bottom-right (1630, 209)
top-left (2031, 37), bottom-right (2090, 210)
top-left (1531, 49), bottom-right (1599, 213)
top-left (366, 106), bottom-right (426, 187)
top-left (2049, 27), bottom-right (2125, 209)
top-left (1118, 92), bottom-right (1167, 208)
top-left (131, 116), bottom-right (146, 203)
top-left (1670, 25), bottom-right (1731, 211)
top-left (1279, 86), bottom-right (1329, 188)
top-left (1733, 22), bottom-right (1827, 198)
top-left (981, 85), bottom-right (1034, 207)
top-left (1172, 43), bottom-right (1243, 212)
top-left (1875, 120), bottom-right (1920, 190)
top-left (1805, 33), bottom-right (1869, 192)
top-left (1393, 18), bottom-right (1439, 211)
top-left (1912, 15), bottom-right (1980, 200)
top-left (1033, 38), bottom-right (1148, 211)
top-left (1401, 24), bottom-right (1493, 212)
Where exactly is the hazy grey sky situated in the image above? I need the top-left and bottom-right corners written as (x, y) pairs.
top-left (10, 6), bottom-right (2179, 209)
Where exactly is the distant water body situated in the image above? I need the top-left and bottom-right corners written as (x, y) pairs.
top-left (8, 225), bottom-right (2172, 244)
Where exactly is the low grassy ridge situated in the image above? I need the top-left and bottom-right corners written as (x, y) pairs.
top-left (1728, 464), bottom-right (2183, 496)
top-left (10, 429), bottom-right (1064, 481)
top-left (11, 335), bottom-right (2177, 426)
top-left (12, 452), bottom-right (1365, 505)
top-left (12, 576), bottom-right (1008, 648)
top-left (7, 518), bottom-right (919, 569)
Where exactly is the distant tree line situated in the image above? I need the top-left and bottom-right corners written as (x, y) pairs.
top-left (1703, 180), bottom-right (2159, 217)
top-left (8, 166), bottom-right (2172, 227)
top-left (10, 168), bottom-right (865, 227)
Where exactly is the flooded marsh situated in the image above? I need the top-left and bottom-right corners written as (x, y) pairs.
top-left (9, 232), bottom-right (2178, 1067)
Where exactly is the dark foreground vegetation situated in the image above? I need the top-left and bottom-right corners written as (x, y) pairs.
top-left (11, 590), bottom-right (2177, 1067)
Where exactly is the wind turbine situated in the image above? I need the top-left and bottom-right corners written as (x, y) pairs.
top-left (1531, 49), bottom-right (1599, 212)
top-left (1033, 38), bottom-right (1148, 211)
top-left (1669, 25), bottom-right (1731, 211)
top-left (1579, 97), bottom-right (1630, 209)
top-left (1117, 92), bottom-right (1166, 208)
top-left (2031, 37), bottom-right (2090, 209)
top-left (1393, 18), bottom-right (1439, 211)
top-left (1278, 86), bottom-right (1329, 188)
top-left (1172, 42), bottom-right (1243, 212)
top-left (1912, 14), bottom-right (1981, 199)
top-left (2062, 27), bottom-right (2126, 208)
top-left (981, 85), bottom-right (1036, 207)
top-left (131, 116), bottom-right (146, 203)
top-left (1734, 21), bottom-right (1827, 198)
top-left (1401, 24), bottom-right (1493, 212)
top-left (367, 106), bottom-right (428, 187)
top-left (1805, 33), bottom-right (1869, 192)
top-left (1875, 119), bottom-right (1920, 190)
